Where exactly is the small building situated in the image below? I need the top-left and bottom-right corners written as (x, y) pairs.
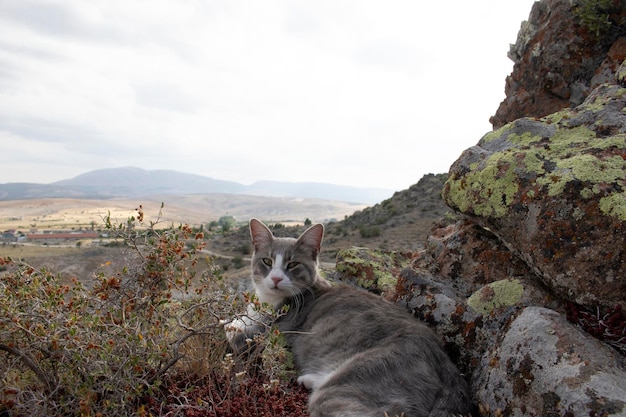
top-left (1, 230), bottom-right (17, 243)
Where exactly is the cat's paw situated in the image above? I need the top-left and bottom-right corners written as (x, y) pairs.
top-left (297, 372), bottom-right (331, 390)
top-left (223, 318), bottom-right (251, 351)
top-left (223, 318), bottom-right (244, 341)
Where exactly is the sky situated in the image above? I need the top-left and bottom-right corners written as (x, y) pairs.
top-left (0, 0), bottom-right (537, 192)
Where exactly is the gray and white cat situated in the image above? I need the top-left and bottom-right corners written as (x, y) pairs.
top-left (226, 219), bottom-right (471, 417)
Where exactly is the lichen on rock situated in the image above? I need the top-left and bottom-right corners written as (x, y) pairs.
top-left (475, 307), bottom-right (626, 416)
top-left (443, 84), bottom-right (626, 309)
top-left (467, 279), bottom-right (525, 316)
top-left (333, 247), bottom-right (411, 296)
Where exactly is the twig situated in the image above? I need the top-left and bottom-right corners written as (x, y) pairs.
top-left (0, 343), bottom-right (55, 391)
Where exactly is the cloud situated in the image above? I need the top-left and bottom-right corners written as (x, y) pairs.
top-left (0, 0), bottom-right (537, 191)
top-left (133, 82), bottom-right (205, 113)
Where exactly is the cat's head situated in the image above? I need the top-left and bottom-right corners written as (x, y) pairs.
top-left (249, 218), bottom-right (329, 307)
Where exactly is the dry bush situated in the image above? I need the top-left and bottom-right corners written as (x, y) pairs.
top-left (0, 204), bottom-right (303, 416)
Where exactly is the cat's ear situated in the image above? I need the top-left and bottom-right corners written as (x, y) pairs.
top-left (297, 223), bottom-right (324, 258)
top-left (250, 218), bottom-right (273, 251)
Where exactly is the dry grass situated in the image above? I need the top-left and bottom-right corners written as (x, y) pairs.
top-left (0, 195), bottom-right (366, 233)
top-left (0, 244), bottom-right (82, 259)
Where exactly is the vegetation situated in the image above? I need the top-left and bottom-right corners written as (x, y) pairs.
top-left (358, 225), bottom-right (382, 238)
top-left (573, 0), bottom-right (615, 37)
top-left (566, 302), bottom-right (626, 356)
top-left (0, 205), bottom-right (306, 416)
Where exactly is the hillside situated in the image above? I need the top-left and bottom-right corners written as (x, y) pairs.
top-left (205, 173), bottom-right (452, 263)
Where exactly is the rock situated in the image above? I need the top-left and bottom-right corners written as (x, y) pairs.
top-left (394, 266), bottom-right (485, 374)
top-left (397, 258), bottom-right (560, 374)
top-left (444, 84), bottom-right (626, 309)
top-left (490, 0), bottom-right (625, 128)
top-left (412, 219), bottom-right (549, 300)
top-left (591, 39), bottom-right (626, 88)
top-left (332, 247), bottom-right (412, 298)
top-left (475, 306), bottom-right (626, 416)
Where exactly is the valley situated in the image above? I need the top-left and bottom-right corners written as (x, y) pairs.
top-left (0, 174), bottom-right (451, 286)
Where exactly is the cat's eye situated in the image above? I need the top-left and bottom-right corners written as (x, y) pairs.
top-left (262, 258), bottom-right (273, 267)
top-left (286, 261), bottom-right (299, 270)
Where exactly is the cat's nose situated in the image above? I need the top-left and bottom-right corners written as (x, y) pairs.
top-left (271, 276), bottom-right (283, 287)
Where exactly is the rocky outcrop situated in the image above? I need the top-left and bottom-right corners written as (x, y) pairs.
top-left (412, 218), bottom-right (550, 301)
top-left (445, 83), bottom-right (626, 309)
top-left (333, 1), bottom-right (626, 415)
top-left (490, 0), bottom-right (626, 128)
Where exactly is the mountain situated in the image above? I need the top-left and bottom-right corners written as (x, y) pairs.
top-left (52, 167), bottom-right (246, 195)
top-left (0, 167), bottom-right (393, 205)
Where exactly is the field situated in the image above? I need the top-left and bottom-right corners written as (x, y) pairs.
top-left (0, 195), bottom-right (367, 233)
top-left (0, 194), bottom-right (366, 286)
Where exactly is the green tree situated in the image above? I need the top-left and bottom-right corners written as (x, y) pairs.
top-left (218, 215), bottom-right (237, 232)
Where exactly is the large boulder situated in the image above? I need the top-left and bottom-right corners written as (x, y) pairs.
top-left (444, 83), bottom-right (626, 309)
top-left (490, 0), bottom-right (626, 128)
top-left (475, 307), bottom-right (626, 416)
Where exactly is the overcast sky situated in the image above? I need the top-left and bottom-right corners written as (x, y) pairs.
top-left (0, 0), bottom-right (536, 192)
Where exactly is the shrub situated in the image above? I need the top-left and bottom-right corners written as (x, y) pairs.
top-left (231, 256), bottom-right (246, 269)
top-left (0, 204), bottom-right (301, 416)
top-left (574, 0), bottom-right (614, 37)
top-left (358, 225), bottom-right (381, 238)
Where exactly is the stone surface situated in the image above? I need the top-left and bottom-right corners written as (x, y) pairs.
top-left (394, 266), bottom-right (485, 374)
top-left (491, 0), bottom-right (625, 128)
top-left (475, 307), bottom-right (626, 416)
top-left (412, 219), bottom-right (549, 300)
top-left (331, 247), bottom-right (412, 298)
top-left (444, 84), bottom-right (626, 309)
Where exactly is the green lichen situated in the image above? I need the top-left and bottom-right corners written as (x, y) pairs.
top-left (446, 116), bottom-right (626, 219)
top-left (335, 247), bottom-right (406, 293)
top-left (618, 59), bottom-right (626, 84)
top-left (479, 123), bottom-right (515, 145)
top-left (446, 147), bottom-right (521, 218)
top-left (507, 131), bottom-right (544, 146)
top-left (535, 132), bottom-right (626, 200)
top-left (467, 279), bottom-right (525, 316)
top-left (542, 109), bottom-right (571, 125)
top-left (599, 194), bottom-right (626, 221)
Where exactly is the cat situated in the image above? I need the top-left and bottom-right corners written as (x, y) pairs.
top-left (225, 218), bottom-right (471, 417)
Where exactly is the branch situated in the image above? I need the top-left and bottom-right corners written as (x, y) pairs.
top-left (0, 343), bottom-right (55, 391)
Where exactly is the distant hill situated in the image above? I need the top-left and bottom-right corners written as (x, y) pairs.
top-left (323, 173), bottom-right (453, 256)
top-left (0, 167), bottom-right (393, 205)
top-left (205, 173), bottom-right (453, 262)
